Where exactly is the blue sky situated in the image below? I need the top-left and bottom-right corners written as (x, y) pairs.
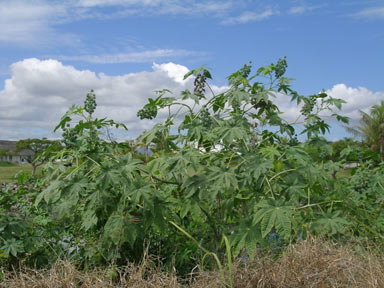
top-left (0, 0), bottom-right (383, 141)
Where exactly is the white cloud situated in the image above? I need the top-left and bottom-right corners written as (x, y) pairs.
top-left (222, 9), bottom-right (277, 24)
top-left (0, 0), bottom-right (276, 47)
top-left (152, 62), bottom-right (189, 84)
top-left (58, 49), bottom-right (200, 64)
top-left (326, 84), bottom-right (384, 120)
top-left (288, 5), bottom-right (323, 15)
top-left (0, 59), bottom-right (198, 140)
top-left (351, 6), bottom-right (384, 19)
top-left (0, 0), bottom-right (79, 46)
top-left (75, 0), bottom-right (234, 17)
top-left (0, 0), bottom-right (241, 47)
top-left (76, 0), bottom-right (166, 8)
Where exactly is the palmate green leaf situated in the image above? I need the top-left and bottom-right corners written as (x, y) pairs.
top-left (130, 184), bottom-right (156, 216)
top-left (119, 153), bottom-right (144, 179)
top-left (54, 104), bottom-right (84, 132)
top-left (324, 97), bottom-right (346, 110)
top-left (212, 94), bottom-right (226, 112)
top-left (311, 210), bottom-right (350, 235)
top-left (241, 156), bottom-right (274, 185)
top-left (180, 198), bottom-right (200, 218)
top-left (147, 155), bottom-right (166, 175)
top-left (1, 238), bottom-right (24, 257)
top-left (104, 212), bottom-right (137, 247)
top-left (138, 123), bottom-right (166, 146)
top-left (253, 199), bottom-right (294, 240)
top-left (332, 113), bottom-right (349, 124)
top-left (67, 177), bottom-right (88, 195)
top-left (229, 220), bottom-right (266, 257)
top-left (55, 198), bottom-right (78, 217)
top-left (86, 185), bottom-right (111, 210)
top-left (167, 149), bottom-right (200, 174)
top-left (207, 166), bottom-right (238, 190)
top-left (82, 209), bottom-right (98, 231)
top-left (183, 66), bottom-right (212, 80)
top-left (285, 146), bottom-right (310, 166)
top-left (185, 119), bottom-right (205, 143)
top-left (181, 89), bottom-right (201, 104)
top-left (97, 164), bottom-right (122, 190)
top-left (284, 181), bottom-right (308, 204)
top-left (259, 145), bottom-right (281, 159)
top-left (181, 174), bottom-right (207, 199)
top-left (35, 180), bottom-right (62, 205)
top-left (213, 122), bottom-right (249, 145)
top-left (54, 177), bottom-right (87, 216)
top-left (1, 215), bottom-right (28, 234)
top-left (226, 89), bottom-right (250, 107)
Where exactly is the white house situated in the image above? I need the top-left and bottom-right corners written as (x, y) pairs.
top-left (0, 140), bottom-right (34, 164)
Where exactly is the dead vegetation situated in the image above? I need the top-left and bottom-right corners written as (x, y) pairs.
top-left (1, 238), bottom-right (384, 288)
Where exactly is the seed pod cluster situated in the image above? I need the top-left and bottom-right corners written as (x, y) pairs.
top-left (194, 74), bottom-right (207, 95)
top-left (200, 108), bottom-right (212, 128)
top-left (137, 106), bottom-right (157, 120)
top-left (84, 90), bottom-right (97, 115)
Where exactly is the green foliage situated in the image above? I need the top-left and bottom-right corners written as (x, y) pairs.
top-left (17, 59), bottom-right (383, 277)
top-left (0, 178), bottom-right (69, 268)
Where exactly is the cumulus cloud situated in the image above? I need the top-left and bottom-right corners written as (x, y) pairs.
top-left (326, 84), bottom-right (384, 120)
top-left (152, 62), bottom-right (189, 83)
top-left (0, 58), bottom-right (194, 140)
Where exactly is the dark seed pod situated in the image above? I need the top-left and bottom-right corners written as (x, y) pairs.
top-left (194, 74), bottom-right (207, 95)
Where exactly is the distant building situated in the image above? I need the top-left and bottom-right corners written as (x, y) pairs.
top-left (0, 140), bottom-right (34, 164)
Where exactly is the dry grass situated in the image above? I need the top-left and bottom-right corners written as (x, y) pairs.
top-left (2, 238), bottom-right (384, 288)
top-left (0, 260), bottom-right (181, 288)
top-left (192, 238), bottom-right (384, 288)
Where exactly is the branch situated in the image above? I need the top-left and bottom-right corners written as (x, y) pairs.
top-left (151, 175), bottom-right (181, 185)
top-left (198, 204), bottom-right (221, 246)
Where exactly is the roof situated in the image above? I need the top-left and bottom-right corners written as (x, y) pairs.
top-left (0, 140), bottom-right (34, 156)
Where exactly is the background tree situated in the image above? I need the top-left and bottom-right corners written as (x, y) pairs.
top-left (0, 148), bottom-right (9, 160)
top-left (346, 101), bottom-right (384, 160)
top-left (15, 138), bottom-right (62, 175)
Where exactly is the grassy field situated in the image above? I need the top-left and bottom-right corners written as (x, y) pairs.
top-left (0, 162), bottom-right (41, 183)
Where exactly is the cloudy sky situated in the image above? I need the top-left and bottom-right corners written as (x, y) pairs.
top-left (0, 0), bottom-right (383, 141)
